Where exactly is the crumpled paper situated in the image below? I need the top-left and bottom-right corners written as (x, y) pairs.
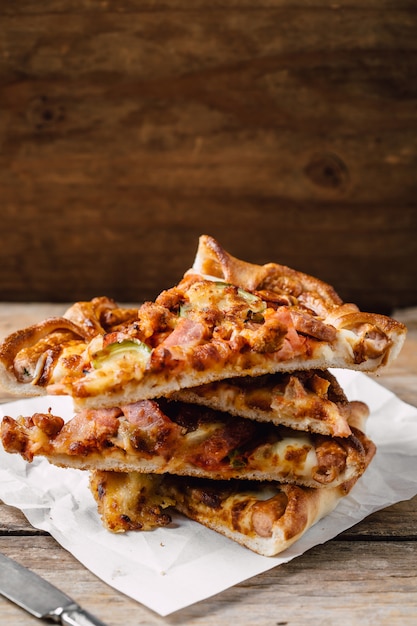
top-left (0, 369), bottom-right (416, 616)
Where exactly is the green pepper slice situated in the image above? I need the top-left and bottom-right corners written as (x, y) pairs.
top-left (92, 339), bottom-right (151, 369)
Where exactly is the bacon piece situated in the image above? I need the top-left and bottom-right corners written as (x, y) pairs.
top-left (52, 407), bottom-right (122, 456)
top-left (186, 418), bottom-right (256, 471)
top-left (161, 317), bottom-right (208, 349)
top-left (120, 400), bottom-right (184, 458)
top-left (156, 401), bottom-right (257, 471)
top-left (269, 308), bottom-right (307, 361)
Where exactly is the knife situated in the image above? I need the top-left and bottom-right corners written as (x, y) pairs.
top-left (0, 552), bottom-right (109, 625)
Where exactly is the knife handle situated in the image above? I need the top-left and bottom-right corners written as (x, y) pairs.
top-left (57, 603), bottom-right (109, 626)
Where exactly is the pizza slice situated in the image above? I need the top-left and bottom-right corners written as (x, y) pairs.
top-left (0, 236), bottom-right (406, 409)
top-left (162, 471), bottom-right (373, 557)
top-left (171, 369), bottom-right (353, 438)
top-left (1, 397), bottom-right (372, 488)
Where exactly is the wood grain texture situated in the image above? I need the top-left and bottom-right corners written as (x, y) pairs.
top-left (0, 536), bottom-right (416, 626)
top-left (1, 2), bottom-right (416, 312)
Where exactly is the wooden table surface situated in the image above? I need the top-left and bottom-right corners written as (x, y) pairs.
top-left (0, 304), bottom-right (416, 625)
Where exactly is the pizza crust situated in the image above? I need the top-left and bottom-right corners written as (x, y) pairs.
top-left (189, 234), bottom-right (344, 309)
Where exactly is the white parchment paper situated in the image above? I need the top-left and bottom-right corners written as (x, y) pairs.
top-left (1, 369), bottom-right (417, 616)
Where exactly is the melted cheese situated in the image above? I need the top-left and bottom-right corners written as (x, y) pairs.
top-left (48, 342), bottom-right (87, 384)
top-left (90, 471), bottom-right (174, 532)
top-left (249, 432), bottom-right (318, 478)
top-left (76, 340), bottom-right (152, 396)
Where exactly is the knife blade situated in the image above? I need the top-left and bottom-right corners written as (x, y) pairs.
top-left (0, 552), bottom-right (109, 625)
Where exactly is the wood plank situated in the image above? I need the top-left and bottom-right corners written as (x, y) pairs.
top-left (1, 11), bottom-right (416, 199)
top-left (1, 1), bottom-right (417, 14)
top-left (0, 536), bottom-right (134, 626)
top-left (0, 502), bottom-right (47, 536)
top-left (0, 5), bottom-right (416, 309)
top-left (1, 188), bottom-right (416, 311)
top-left (343, 495), bottom-right (417, 539)
top-left (0, 536), bottom-right (416, 625)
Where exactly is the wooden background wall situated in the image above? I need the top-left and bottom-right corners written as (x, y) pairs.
top-left (1, 1), bottom-right (416, 314)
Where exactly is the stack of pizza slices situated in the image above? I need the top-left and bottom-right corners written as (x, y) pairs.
top-left (0, 236), bottom-right (407, 556)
